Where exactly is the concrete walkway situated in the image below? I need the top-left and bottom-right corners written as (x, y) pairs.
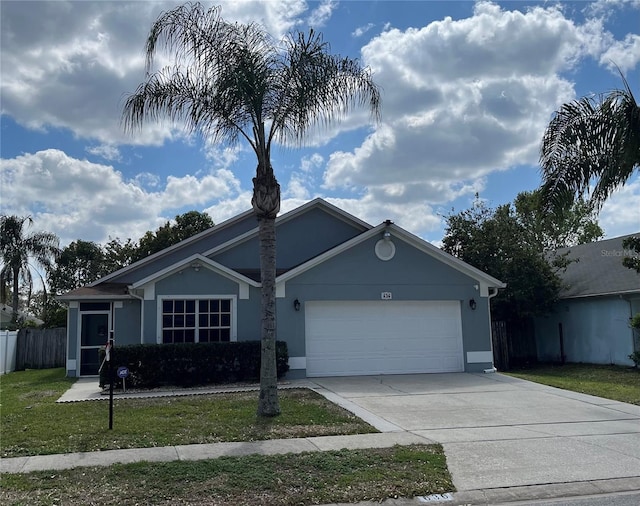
top-left (2, 374), bottom-right (640, 505)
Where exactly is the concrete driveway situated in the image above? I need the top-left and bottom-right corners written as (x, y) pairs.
top-left (309, 372), bottom-right (640, 492)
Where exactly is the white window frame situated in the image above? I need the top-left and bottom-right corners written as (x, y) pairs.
top-left (156, 294), bottom-right (237, 344)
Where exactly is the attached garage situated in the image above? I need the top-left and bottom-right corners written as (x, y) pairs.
top-left (305, 300), bottom-right (464, 377)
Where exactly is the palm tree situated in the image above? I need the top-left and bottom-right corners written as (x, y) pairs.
top-left (539, 74), bottom-right (639, 210)
top-left (0, 215), bottom-right (60, 326)
top-left (122, 2), bottom-right (381, 417)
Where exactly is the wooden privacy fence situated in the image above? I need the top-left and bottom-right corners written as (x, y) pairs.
top-left (16, 328), bottom-right (66, 370)
top-left (491, 319), bottom-right (537, 371)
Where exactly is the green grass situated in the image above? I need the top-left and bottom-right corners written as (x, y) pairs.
top-left (0, 369), bottom-right (455, 505)
top-left (0, 445), bottom-right (454, 506)
top-left (1, 368), bottom-right (376, 458)
top-left (506, 363), bottom-right (640, 405)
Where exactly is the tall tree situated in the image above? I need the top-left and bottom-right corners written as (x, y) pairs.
top-left (134, 211), bottom-right (214, 261)
top-left (513, 190), bottom-right (603, 252)
top-left (442, 193), bottom-right (603, 321)
top-left (103, 237), bottom-right (139, 273)
top-left (539, 74), bottom-right (639, 210)
top-left (442, 198), bottom-right (562, 321)
top-left (622, 236), bottom-right (640, 274)
top-left (0, 215), bottom-right (59, 325)
top-left (122, 3), bottom-right (380, 416)
top-left (49, 240), bottom-right (107, 294)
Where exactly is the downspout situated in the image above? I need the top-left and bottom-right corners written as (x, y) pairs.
top-left (128, 288), bottom-right (145, 344)
top-left (485, 286), bottom-right (500, 373)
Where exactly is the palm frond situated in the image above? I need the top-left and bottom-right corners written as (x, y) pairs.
top-left (540, 77), bottom-right (640, 211)
top-left (271, 29), bottom-right (380, 147)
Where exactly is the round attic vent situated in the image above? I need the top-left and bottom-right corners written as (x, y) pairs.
top-left (375, 238), bottom-right (396, 261)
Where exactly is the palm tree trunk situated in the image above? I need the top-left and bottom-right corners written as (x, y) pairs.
top-left (253, 169), bottom-right (281, 417)
top-left (11, 265), bottom-right (20, 326)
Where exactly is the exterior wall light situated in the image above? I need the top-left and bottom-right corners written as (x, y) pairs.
top-left (294, 299), bottom-right (301, 311)
top-left (469, 298), bottom-right (477, 310)
top-left (190, 262), bottom-right (201, 272)
top-left (383, 230), bottom-right (391, 241)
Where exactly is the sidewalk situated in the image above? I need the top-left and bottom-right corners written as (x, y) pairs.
top-left (2, 378), bottom-right (639, 505)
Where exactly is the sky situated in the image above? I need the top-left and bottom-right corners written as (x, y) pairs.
top-left (1, 0), bottom-right (639, 250)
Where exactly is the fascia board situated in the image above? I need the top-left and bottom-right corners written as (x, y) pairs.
top-left (89, 208), bottom-right (255, 287)
top-left (560, 289), bottom-right (640, 300)
top-left (130, 253), bottom-right (260, 289)
top-left (56, 294), bottom-right (134, 301)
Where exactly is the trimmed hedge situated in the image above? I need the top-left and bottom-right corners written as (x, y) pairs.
top-left (99, 341), bottom-right (289, 389)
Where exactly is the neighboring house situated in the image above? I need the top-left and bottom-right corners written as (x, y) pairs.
top-left (0, 304), bottom-right (44, 330)
top-left (534, 234), bottom-right (640, 366)
top-left (59, 199), bottom-right (505, 378)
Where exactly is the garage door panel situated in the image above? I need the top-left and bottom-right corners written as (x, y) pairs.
top-left (305, 300), bottom-right (464, 376)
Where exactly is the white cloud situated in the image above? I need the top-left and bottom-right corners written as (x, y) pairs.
top-left (323, 1), bottom-right (601, 207)
top-left (307, 0), bottom-right (338, 27)
top-left (0, 0), bottom-right (313, 146)
top-left (599, 33), bottom-right (640, 73)
top-left (300, 153), bottom-right (324, 173)
top-left (325, 194), bottom-right (443, 235)
top-left (203, 143), bottom-right (245, 172)
top-left (131, 172), bottom-right (161, 189)
top-left (586, 0), bottom-right (640, 19)
top-left (0, 149), bottom-right (244, 246)
top-left (599, 177), bottom-right (640, 238)
top-left (352, 23), bottom-right (375, 38)
top-left (86, 144), bottom-right (121, 162)
top-left (284, 173), bottom-right (311, 200)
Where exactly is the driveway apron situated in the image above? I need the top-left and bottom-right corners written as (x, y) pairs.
top-left (309, 372), bottom-right (640, 491)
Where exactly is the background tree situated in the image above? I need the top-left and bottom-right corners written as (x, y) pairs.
top-left (443, 198), bottom-right (561, 321)
top-left (103, 237), bottom-right (139, 273)
top-left (622, 236), bottom-right (640, 273)
top-left (442, 193), bottom-right (603, 322)
top-left (539, 74), bottom-right (639, 210)
top-left (0, 215), bottom-right (59, 326)
top-left (123, 3), bottom-right (380, 416)
top-left (134, 211), bottom-right (214, 261)
top-left (48, 240), bottom-right (107, 295)
top-left (513, 190), bottom-right (603, 253)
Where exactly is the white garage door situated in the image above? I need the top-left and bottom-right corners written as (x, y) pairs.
top-left (305, 300), bottom-right (464, 377)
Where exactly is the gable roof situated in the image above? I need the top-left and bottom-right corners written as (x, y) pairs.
top-left (65, 198), bottom-right (505, 299)
top-left (554, 234), bottom-right (640, 299)
top-left (89, 198), bottom-right (370, 289)
top-left (129, 254), bottom-right (260, 290)
top-left (277, 221), bottom-right (506, 291)
top-left (89, 207), bottom-right (256, 287)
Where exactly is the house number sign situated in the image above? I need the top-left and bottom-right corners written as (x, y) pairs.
top-left (381, 292), bottom-right (393, 300)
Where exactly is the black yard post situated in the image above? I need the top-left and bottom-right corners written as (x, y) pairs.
top-left (108, 332), bottom-right (114, 430)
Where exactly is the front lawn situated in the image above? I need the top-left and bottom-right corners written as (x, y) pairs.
top-left (1, 368), bottom-right (456, 505)
top-left (506, 363), bottom-right (640, 405)
top-left (1, 444), bottom-right (454, 506)
top-left (1, 368), bottom-right (376, 458)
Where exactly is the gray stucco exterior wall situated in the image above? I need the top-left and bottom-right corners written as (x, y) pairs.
top-left (534, 296), bottom-right (636, 366)
top-left (279, 235), bottom-right (494, 374)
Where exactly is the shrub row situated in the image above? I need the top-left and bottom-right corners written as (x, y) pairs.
top-left (99, 341), bottom-right (289, 389)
